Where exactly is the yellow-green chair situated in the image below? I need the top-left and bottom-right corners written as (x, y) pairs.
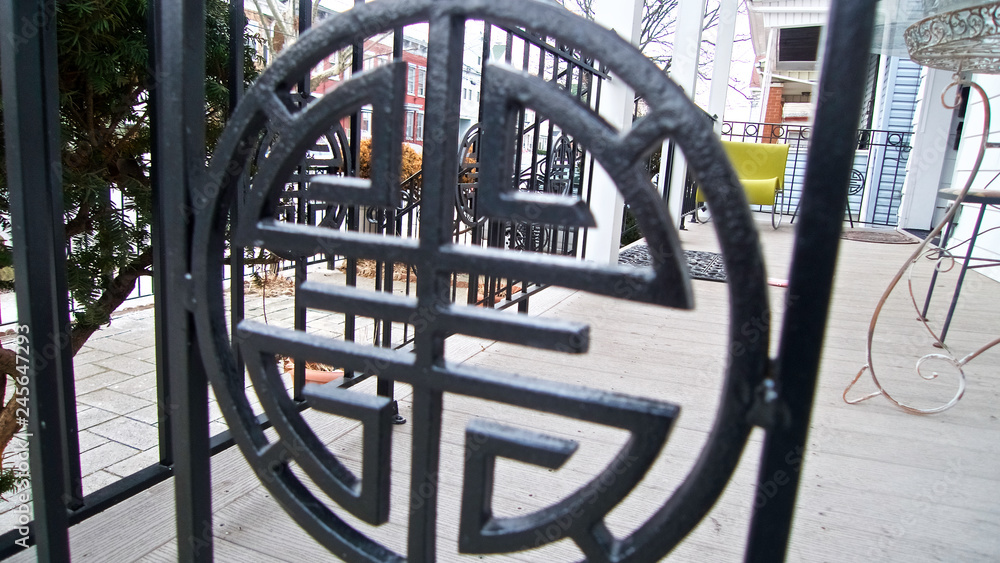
top-left (696, 140), bottom-right (790, 229)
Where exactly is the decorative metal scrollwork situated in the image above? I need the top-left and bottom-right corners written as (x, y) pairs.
top-left (192, 1), bottom-right (769, 560)
top-left (254, 103), bottom-right (353, 233)
top-left (904, 1), bottom-right (1000, 73)
top-left (848, 169), bottom-right (865, 197)
top-left (456, 123), bottom-right (485, 227)
top-left (846, 79), bottom-right (1000, 414)
top-left (545, 135), bottom-right (577, 197)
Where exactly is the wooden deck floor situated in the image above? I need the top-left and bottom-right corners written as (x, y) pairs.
top-left (12, 215), bottom-right (1000, 562)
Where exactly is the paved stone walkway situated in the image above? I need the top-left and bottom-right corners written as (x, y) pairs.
top-left (0, 272), bottom-right (299, 530)
top-left (0, 264), bottom-right (442, 531)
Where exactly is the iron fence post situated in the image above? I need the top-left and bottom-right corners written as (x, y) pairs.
top-left (0, 0), bottom-right (82, 559)
top-left (150, 0), bottom-right (213, 560)
top-left (228, 0), bottom-right (247, 382)
top-left (746, 0), bottom-right (877, 560)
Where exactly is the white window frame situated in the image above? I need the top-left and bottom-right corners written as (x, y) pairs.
top-left (405, 111), bottom-right (415, 140)
top-left (361, 109), bottom-right (372, 134)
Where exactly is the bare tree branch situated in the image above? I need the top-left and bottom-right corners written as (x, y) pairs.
top-left (250, 0), bottom-right (275, 53)
top-left (265, 0), bottom-right (292, 39)
top-left (573, 0), bottom-right (595, 20)
top-left (311, 65), bottom-right (344, 90)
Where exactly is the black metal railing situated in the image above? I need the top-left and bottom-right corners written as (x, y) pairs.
top-left (0, 0), bottom-right (878, 560)
top-left (720, 121), bottom-right (913, 226)
top-left (0, 5), bottom-right (608, 557)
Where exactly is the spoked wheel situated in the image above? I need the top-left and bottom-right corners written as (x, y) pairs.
top-left (771, 189), bottom-right (785, 229)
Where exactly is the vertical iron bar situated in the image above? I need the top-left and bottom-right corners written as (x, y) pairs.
top-left (408, 388), bottom-right (443, 563)
top-left (938, 203), bottom-right (987, 343)
top-left (293, 221), bottom-right (307, 402)
top-left (580, 74), bottom-right (602, 260)
top-left (889, 140), bottom-right (907, 225)
top-left (297, 0), bottom-right (312, 92)
top-left (745, 0), bottom-right (876, 560)
top-left (409, 11), bottom-right (466, 561)
top-left (567, 63), bottom-right (585, 255)
top-left (510, 33), bottom-right (530, 279)
top-left (466, 24), bottom-right (493, 308)
top-left (152, 0), bottom-right (213, 560)
top-left (541, 52), bottom-right (558, 257)
top-left (921, 214), bottom-right (955, 320)
top-left (378, 26), bottom-right (407, 402)
top-left (292, 0), bottom-right (313, 401)
top-left (494, 28), bottom-right (515, 297)
top-left (0, 0), bottom-right (77, 558)
top-left (789, 133), bottom-right (804, 216)
top-left (526, 45), bottom-right (544, 262)
top-left (148, 0), bottom-right (175, 469)
top-left (228, 0), bottom-right (247, 381)
top-left (344, 0), bottom-right (364, 378)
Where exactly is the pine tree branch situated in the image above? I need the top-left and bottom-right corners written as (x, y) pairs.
top-left (64, 201), bottom-right (92, 239)
top-left (71, 248), bottom-right (153, 354)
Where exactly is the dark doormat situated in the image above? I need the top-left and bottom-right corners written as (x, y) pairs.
top-left (619, 245), bottom-right (727, 283)
top-left (841, 229), bottom-right (919, 244)
top-left (904, 228), bottom-right (940, 246)
top-left (903, 228), bottom-right (931, 240)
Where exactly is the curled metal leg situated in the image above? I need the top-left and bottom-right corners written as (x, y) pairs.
top-left (845, 78), bottom-right (1000, 414)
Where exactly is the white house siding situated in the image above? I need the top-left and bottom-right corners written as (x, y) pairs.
top-left (752, 0), bottom-right (829, 28)
top-left (860, 54), bottom-right (880, 129)
top-left (864, 57), bottom-right (921, 225)
top-left (948, 73), bottom-right (1000, 282)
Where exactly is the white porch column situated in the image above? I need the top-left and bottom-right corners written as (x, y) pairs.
top-left (586, 0), bottom-right (643, 264)
top-left (752, 29), bottom-right (777, 123)
top-left (898, 67), bottom-right (957, 230)
top-left (708, 0), bottom-right (739, 132)
top-left (657, 0), bottom-right (708, 227)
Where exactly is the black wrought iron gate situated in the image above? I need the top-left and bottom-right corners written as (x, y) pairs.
top-left (0, 0), bottom-right (876, 560)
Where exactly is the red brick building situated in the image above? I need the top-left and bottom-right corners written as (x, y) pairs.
top-left (313, 37), bottom-right (429, 149)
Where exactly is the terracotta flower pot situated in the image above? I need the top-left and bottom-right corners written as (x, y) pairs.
top-left (283, 366), bottom-right (343, 385)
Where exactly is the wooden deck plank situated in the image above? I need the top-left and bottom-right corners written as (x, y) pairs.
top-left (14, 217), bottom-right (1000, 561)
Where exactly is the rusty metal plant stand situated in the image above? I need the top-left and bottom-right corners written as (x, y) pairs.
top-left (846, 1), bottom-right (1000, 414)
top-left (845, 78), bottom-right (1000, 414)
